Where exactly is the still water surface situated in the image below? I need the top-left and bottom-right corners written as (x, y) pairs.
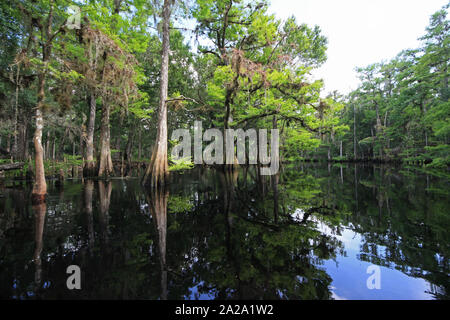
top-left (0, 164), bottom-right (448, 299)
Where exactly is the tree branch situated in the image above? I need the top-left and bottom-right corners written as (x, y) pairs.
top-left (166, 95), bottom-right (200, 104)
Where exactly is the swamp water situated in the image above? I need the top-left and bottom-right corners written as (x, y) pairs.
top-left (0, 164), bottom-right (448, 299)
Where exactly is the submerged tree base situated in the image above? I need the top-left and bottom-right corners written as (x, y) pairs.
top-left (83, 162), bottom-right (97, 177)
top-left (143, 149), bottom-right (169, 188)
top-left (31, 193), bottom-right (46, 205)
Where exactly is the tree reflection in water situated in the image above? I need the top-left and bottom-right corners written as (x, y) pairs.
top-left (32, 202), bottom-right (46, 293)
top-left (147, 186), bottom-right (169, 300)
top-left (0, 164), bottom-right (448, 299)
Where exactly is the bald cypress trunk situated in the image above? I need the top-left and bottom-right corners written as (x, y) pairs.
top-left (98, 101), bottom-right (114, 177)
top-left (12, 65), bottom-right (20, 160)
top-left (84, 94), bottom-right (97, 176)
top-left (143, 0), bottom-right (172, 187)
top-left (31, 0), bottom-right (58, 202)
top-left (124, 125), bottom-right (135, 176)
top-left (32, 72), bottom-right (47, 203)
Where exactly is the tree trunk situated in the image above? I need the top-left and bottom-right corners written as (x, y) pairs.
top-left (98, 101), bottom-right (114, 177)
top-left (422, 102), bottom-right (428, 148)
top-left (85, 94), bottom-right (97, 175)
top-left (6, 133), bottom-right (10, 153)
top-left (79, 124), bottom-right (84, 162)
top-left (32, 72), bottom-right (47, 203)
top-left (45, 130), bottom-right (50, 160)
top-left (23, 122), bottom-right (29, 159)
top-left (15, 121), bottom-right (27, 161)
top-left (84, 95), bottom-right (97, 177)
top-left (12, 65), bottom-right (20, 160)
top-left (124, 125), bottom-right (135, 176)
top-left (143, 0), bottom-right (172, 187)
top-left (113, 115), bottom-right (123, 161)
top-left (52, 136), bottom-right (56, 160)
top-left (374, 101), bottom-right (383, 159)
top-left (58, 127), bottom-right (69, 160)
top-left (138, 126), bottom-right (142, 160)
top-left (327, 138), bottom-right (331, 161)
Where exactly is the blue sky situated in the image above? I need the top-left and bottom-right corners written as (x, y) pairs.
top-left (269, 0), bottom-right (449, 95)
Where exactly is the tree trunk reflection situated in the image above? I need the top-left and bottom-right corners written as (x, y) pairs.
top-left (84, 180), bottom-right (95, 254)
top-left (32, 202), bottom-right (46, 292)
top-left (148, 187), bottom-right (169, 300)
top-left (98, 180), bottom-right (112, 245)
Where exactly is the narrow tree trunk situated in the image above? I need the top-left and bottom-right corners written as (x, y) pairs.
top-left (84, 94), bottom-right (97, 176)
top-left (52, 136), bottom-right (56, 160)
top-left (6, 134), bottom-right (10, 153)
top-left (138, 126), bottom-right (142, 160)
top-left (32, 72), bottom-right (47, 203)
top-left (23, 122), bottom-right (29, 159)
top-left (143, 0), bottom-right (172, 187)
top-left (58, 127), bottom-right (69, 160)
top-left (113, 115), bottom-right (123, 161)
top-left (370, 127), bottom-right (375, 159)
top-left (375, 101), bottom-right (383, 159)
top-left (98, 101), bottom-right (114, 177)
top-left (12, 65), bottom-right (20, 160)
top-left (15, 121), bottom-right (27, 161)
top-left (45, 130), bottom-right (50, 160)
top-left (422, 102), bottom-right (428, 148)
top-left (327, 138), bottom-right (331, 161)
top-left (79, 125), bottom-right (84, 161)
top-left (124, 125), bottom-right (135, 176)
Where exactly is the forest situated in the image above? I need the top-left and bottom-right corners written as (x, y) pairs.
top-left (0, 0), bottom-right (448, 195)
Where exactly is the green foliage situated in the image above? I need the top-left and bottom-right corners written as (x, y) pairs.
top-left (169, 156), bottom-right (194, 172)
top-left (168, 195), bottom-right (194, 213)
